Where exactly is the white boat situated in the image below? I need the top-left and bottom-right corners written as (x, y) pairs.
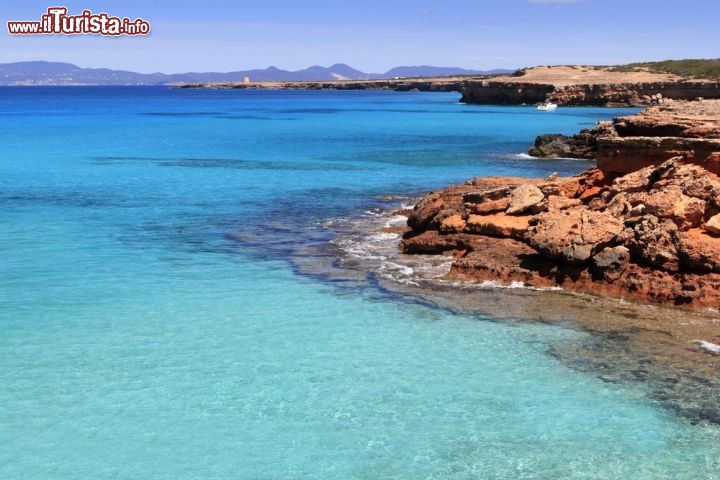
top-left (537, 101), bottom-right (558, 111)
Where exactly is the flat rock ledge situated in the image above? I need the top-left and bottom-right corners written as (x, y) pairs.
top-left (401, 158), bottom-right (720, 308)
top-left (529, 99), bottom-right (720, 171)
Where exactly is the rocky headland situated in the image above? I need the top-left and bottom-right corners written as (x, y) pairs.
top-left (400, 100), bottom-right (720, 310)
top-left (529, 99), bottom-right (720, 175)
top-left (460, 65), bottom-right (720, 106)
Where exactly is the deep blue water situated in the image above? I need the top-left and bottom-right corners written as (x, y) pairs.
top-left (1, 87), bottom-right (718, 479)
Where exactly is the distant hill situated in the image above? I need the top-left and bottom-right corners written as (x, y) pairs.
top-left (0, 61), bottom-right (167, 85)
top-left (0, 61), bottom-right (512, 86)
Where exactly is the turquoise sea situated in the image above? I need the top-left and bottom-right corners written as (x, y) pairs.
top-left (1, 87), bottom-right (719, 479)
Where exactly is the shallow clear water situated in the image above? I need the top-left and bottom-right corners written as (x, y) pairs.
top-left (1, 87), bottom-right (718, 479)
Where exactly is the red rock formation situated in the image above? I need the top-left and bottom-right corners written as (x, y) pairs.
top-left (596, 136), bottom-right (720, 175)
top-left (400, 159), bottom-right (720, 308)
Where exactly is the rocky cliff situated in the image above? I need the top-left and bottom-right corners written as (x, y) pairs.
top-left (596, 100), bottom-right (720, 174)
top-left (461, 80), bottom-right (720, 106)
top-left (459, 81), bottom-right (556, 105)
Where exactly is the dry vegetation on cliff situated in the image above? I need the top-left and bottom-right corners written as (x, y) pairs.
top-left (512, 61), bottom-right (720, 84)
top-left (506, 65), bottom-right (683, 86)
top-left (609, 59), bottom-right (720, 81)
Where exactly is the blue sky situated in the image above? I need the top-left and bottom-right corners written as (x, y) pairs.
top-left (2, 0), bottom-right (718, 73)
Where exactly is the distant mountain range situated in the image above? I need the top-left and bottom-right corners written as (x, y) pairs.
top-left (0, 61), bottom-right (512, 86)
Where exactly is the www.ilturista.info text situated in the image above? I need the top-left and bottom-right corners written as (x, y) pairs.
top-left (7, 7), bottom-right (150, 36)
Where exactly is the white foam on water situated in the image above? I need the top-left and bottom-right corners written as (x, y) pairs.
top-left (389, 277), bottom-right (420, 286)
top-left (474, 280), bottom-right (563, 292)
top-left (369, 232), bottom-right (400, 241)
top-left (331, 238), bottom-right (385, 261)
top-left (363, 210), bottom-right (384, 217)
top-left (381, 261), bottom-right (415, 277)
top-left (384, 215), bottom-right (408, 228)
top-left (411, 258), bottom-right (454, 278)
top-left (512, 152), bottom-right (589, 162)
top-left (479, 280), bottom-right (511, 289)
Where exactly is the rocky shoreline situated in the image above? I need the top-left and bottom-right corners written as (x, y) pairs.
top-left (399, 100), bottom-right (720, 312)
top-left (321, 193), bottom-right (720, 424)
